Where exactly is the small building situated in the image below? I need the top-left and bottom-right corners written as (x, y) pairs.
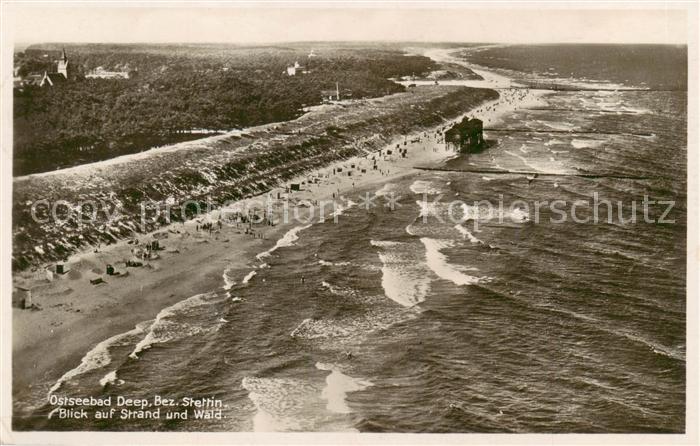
top-left (321, 83), bottom-right (340, 103)
top-left (13, 286), bottom-right (32, 309)
top-left (19, 48), bottom-right (71, 88)
top-left (85, 66), bottom-right (130, 79)
top-left (286, 61), bottom-right (305, 76)
top-left (22, 72), bottom-right (44, 87)
top-left (39, 71), bottom-right (66, 87)
top-left (445, 117), bottom-right (484, 153)
top-left (321, 90), bottom-right (338, 102)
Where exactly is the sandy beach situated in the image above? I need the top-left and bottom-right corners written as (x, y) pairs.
top-left (12, 67), bottom-right (543, 407)
top-left (4, 4), bottom-right (691, 436)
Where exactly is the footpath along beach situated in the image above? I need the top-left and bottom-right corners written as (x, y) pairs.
top-left (12, 60), bottom-right (543, 412)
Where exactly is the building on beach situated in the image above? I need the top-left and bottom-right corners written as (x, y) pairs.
top-left (444, 117), bottom-right (484, 153)
top-left (12, 286), bottom-right (32, 309)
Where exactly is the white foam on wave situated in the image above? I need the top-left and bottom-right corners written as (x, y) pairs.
top-left (99, 371), bottom-right (117, 387)
top-left (318, 259), bottom-right (351, 267)
top-left (405, 223), bottom-right (417, 236)
top-left (330, 200), bottom-right (357, 217)
top-left (454, 224), bottom-right (482, 244)
top-left (375, 183), bottom-right (395, 196)
top-left (256, 224), bottom-right (312, 260)
top-left (128, 292), bottom-right (219, 359)
top-left (541, 120), bottom-right (576, 131)
top-left (320, 281), bottom-right (356, 298)
top-left (49, 322), bottom-right (147, 395)
top-left (509, 208), bottom-right (530, 223)
top-left (289, 312), bottom-right (397, 344)
top-left (409, 180), bottom-right (442, 195)
top-left (222, 267), bottom-right (236, 290)
top-left (316, 362), bottom-right (372, 414)
top-left (619, 106), bottom-right (651, 115)
top-left (544, 138), bottom-right (565, 147)
top-left (504, 150), bottom-right (540, 171)
top-left (241, 376), bottom-right (355, 432)
top-left (416, 200), bottom-right (445, 219)
top-left (290, 318), bottom-right (314, 338)
top-left (242, 270), bottom-right (257, 284)
top-left (420, 238), bottom-right (484, 286)
top-left (460, 203), bottom-right (492, 222)
top-left (370, 240), bottom-right (399, 248)
top-left (371, 240), bottom-right (430, 307)
top-left (460, 203), bottom-right (529, 224)
top-left (241, 376), bottom-right (308, 431)
top-left (99, 370), bottom-right (124, 387)
top-left (290, 317), bottom-right (354, 341)
top-left (571, 139), bottom-right (605, 149)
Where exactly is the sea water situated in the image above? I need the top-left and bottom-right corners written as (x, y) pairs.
top-left (15, 45), bottom-right (686, 433)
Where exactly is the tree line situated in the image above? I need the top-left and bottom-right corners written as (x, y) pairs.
top-left (13, 44), bottom-right (434, 175)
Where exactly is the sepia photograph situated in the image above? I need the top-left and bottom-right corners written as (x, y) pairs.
top-left (0, 1), bottom-right (697, 444)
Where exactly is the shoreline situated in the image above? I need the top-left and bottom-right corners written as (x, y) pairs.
top-left (12, 85), bottom-right (498, 271)
top-left (11, 125), bottom-right (451, 410)
top-left (12, 60), bottom-right (544, 412)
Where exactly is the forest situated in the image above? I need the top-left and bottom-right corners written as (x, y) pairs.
top-left (13, 43), bottom-right (435, 175)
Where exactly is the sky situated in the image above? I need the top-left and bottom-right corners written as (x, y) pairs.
top-left (3, 3), bottom-right (689, 46)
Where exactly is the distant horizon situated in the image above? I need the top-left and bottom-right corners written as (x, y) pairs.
top-left (14, 40), bottom-right (690, 51)
top-left (4, 6), bottom-right (688, 46)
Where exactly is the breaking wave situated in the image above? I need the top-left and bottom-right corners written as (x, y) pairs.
top-left (241, 375), bottom-right (355, 432)
top-left (420, 238), bottom-right (486, 286)
top-left (242, 270), bottom-right (257, 284)
top-left (256, 224), bottom-right (312, 260)
top-left (410, 180), bottom-right (442, 195)
top-left (454, 224), bottom-right (483, 243)
top-left (128, 292), bottom-right (221, 359)
top-left (371, 239), bottom-right (430, 307)
top-left (316, 362), bottom-right (372, 414)
top-left (99, 370), bottom-right (124, 387)
top-left (48, 322), bottom-right (147, 395)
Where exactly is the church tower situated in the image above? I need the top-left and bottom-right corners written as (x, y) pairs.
top-left (57, 48), bottom-right (68, 78)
